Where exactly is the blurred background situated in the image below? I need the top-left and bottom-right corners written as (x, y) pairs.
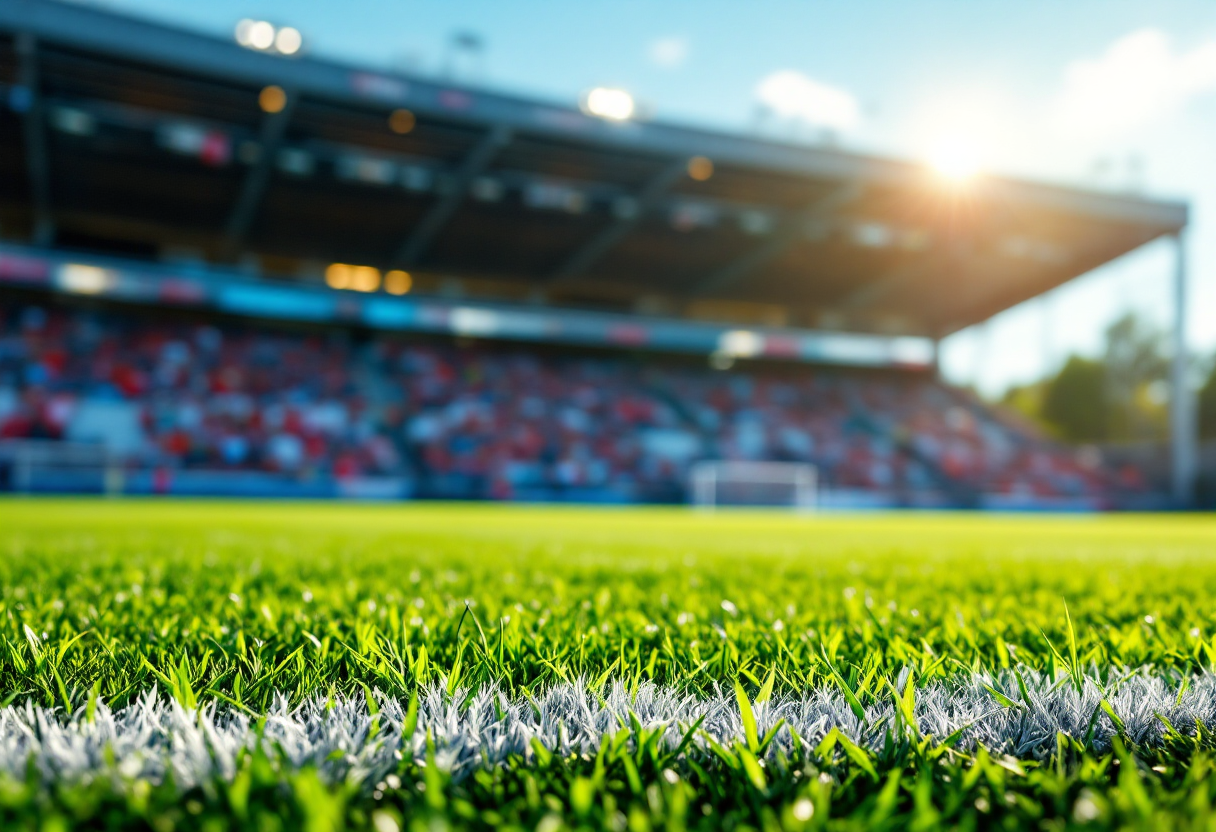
top-left (0, 0), bottom-right (1211, 507)
top-left (112, 0), bottom-right (1215, 386)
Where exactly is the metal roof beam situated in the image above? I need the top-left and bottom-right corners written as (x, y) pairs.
top-left (16, 33), bottom-right (54, 246)
top-left (0, 0), bottom-right (1186, 232)
top-left (833, 259), bottom-right (933, 314)
top-left (687, 182), bottom-right (863, 297)
top-left (923, 232), bottom-right (1131, 337)
top-left (548, 158), bottom-right (688, 284)
top-left (392, 124), bottom-right (512, 266)
top-left (833, 236), bottom-right (983, 321)
top-left (221, 89), bottom-right (298, 256)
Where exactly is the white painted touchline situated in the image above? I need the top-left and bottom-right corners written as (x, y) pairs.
top-left (1, 668), bottom-right (1211, 788)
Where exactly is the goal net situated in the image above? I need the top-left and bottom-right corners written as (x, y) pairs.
top-left (0, 440), bottom-right (124, 495)
top-left (689, 460), bottom-right (817, 510)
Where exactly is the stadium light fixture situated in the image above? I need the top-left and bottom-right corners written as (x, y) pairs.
top-left (274, 27), bottom-right (303, 56)
top-left (719, 330), bottom-right (764, 358)
top-left (581, 88), bottom-right (635, 121)
top-left (385, 270), bottom-right (412, 295)
top-left (235, 19), bottom-right (257, 47)
top-left (350, 266), bottom-right (382, 293)
top-left (326, 263), bottom-right (383, 292)
top-left (58, 264), bottom-right (114, 295)
top-left (234, 19), bottom-right (303, 56)
top-left (245, 20), bottom-right (275, 50)
top-left (687, 156), bottom-right (714, 182)
top-left (258, 86), bottom-right (287, 114)
top-left (325, 263), bottom-right (351, 290)
top-left (388, 109), bottom-right (416, 135)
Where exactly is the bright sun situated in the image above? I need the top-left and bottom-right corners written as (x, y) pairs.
top-left (926, 134), bottom-right (983, 182)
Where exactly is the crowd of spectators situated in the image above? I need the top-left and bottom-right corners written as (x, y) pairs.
top-left (0, 302), bottom-right (1143, 504)
top-left (655, 368), bottom-right (1132, 501)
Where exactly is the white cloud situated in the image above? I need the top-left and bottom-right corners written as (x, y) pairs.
top-left (754, 70), bottom-right (860, 131)
top-left (1055, 29), bottom-right (1216, 136)
top-left (648, 36), bottom-right (689, 69)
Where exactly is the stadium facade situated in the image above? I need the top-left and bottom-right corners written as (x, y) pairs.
top-left (0, 0), bottom-right (1193, 507)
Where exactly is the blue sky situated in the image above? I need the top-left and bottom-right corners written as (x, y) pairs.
top-left (92, 0), bottom-right (1216, 395)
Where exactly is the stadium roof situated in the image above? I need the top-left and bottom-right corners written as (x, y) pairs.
top-left (0, 0), bottom-right (1190, 340)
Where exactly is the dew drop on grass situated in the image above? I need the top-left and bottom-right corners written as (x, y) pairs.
top-left (372, 811), bottom-right (399, 832)
top-left (1073, 794), bottom-right (1100, 822)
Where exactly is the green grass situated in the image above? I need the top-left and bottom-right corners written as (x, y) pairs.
top-left (2, 499), bottom-right (1216, 830)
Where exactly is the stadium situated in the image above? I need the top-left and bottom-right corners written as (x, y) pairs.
top-left (1, 1), bottom-right (1214, 829)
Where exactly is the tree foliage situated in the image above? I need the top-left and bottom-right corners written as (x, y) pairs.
top-left (1101, 314), bottom-right (1169, 441)
top-left (1041, 356), bottom-right (1108, 442)
top-left (1007, 313), bottom-right (1170, 444)
top-left (1198, 362), bottom-right (1216, 440)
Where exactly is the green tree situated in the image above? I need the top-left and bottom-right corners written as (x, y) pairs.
top-left (1102, 314), bottom-right (1168, 442)
top-left (1001, 382), bottom-right (1044, 425)
top-left (1022, 313), bottom-right (1169, 445)
top-left (1041, 356), bottom-right (1108, 441)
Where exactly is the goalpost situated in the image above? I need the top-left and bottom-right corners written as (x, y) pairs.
top-left (689, 460), bottom-right (818, 511)
top-left (1, 440), bottom-right (124, 496)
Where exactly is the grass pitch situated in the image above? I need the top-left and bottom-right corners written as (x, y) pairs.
top-left (2, 500), bottom-right (1216, 830)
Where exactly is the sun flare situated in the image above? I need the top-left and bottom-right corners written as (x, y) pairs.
top-left (927, 133), bottom-right (984, 182)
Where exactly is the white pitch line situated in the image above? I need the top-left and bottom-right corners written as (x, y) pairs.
top-left (2, 668), bottom-right (1212, 788)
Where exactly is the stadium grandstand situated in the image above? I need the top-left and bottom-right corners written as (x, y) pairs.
top-left (0, 0), bottom-right (1192, 508)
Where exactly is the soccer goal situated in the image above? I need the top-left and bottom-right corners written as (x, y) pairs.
top-left (689, 460), bottom-right (818, 510)
top-left (1, 440), bottom-right (124, 496)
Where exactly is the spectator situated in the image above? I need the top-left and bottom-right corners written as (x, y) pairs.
top-left (0, 303), bottom-right (1139, 503)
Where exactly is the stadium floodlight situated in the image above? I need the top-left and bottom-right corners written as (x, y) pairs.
top-left (58, 264), bottom-right (114, 295)
top-left (718, 329), bottom-right (764, 358)
top-left (325, 263), bottom-right (351, 290)
top-left (389, 109), bottom-right (416, 135)
top-left (385, 270), bottom-right (412, 295)
top-left (581, 88), bottom-right (635, 121)
top-left (326, 263), bottom-right (382, 292)
top-left (258, 85), bottom-right (287, 114)
top-left (234, 19), bottom-right (303, 56)
top-left (687, 156), bottom-right (714, 181)
top-left (274, 27), bottom-right (303, 56)
top-left (690, 460), bottom-right (818, 511)
top-left (235, 19), bottom-right (269, 48)
top-left (350, 266), bottom-right (382, 292)
top-left (234, 19), bottom-right (258, 47)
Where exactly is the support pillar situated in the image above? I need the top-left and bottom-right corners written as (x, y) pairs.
top-left (1170, 230), bottom-right (1196, 506)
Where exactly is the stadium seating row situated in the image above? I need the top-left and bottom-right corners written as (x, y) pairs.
top-left (0, 302), bottom-right (1144, 505)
